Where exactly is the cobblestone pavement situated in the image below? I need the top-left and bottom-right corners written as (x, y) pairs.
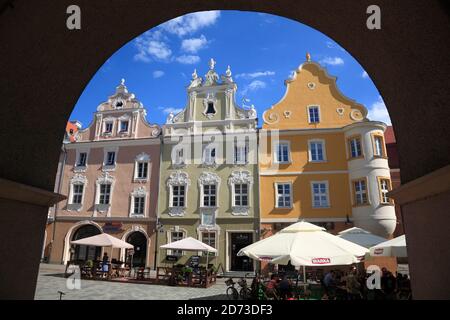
top-left (35, 264), bottom-right (229, 300)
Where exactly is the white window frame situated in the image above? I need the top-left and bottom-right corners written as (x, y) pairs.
top-left (171, 145), bottom-right (187, 167)
top-left (98, 183), bottom-right (112, 205)
top-left (308, 139), bottom-right (327, 162)
top-left (171, 185), bottom-right (186, 208)
top-left (199, 230), bottom-right (218, 257)
top-left (94, 172), bottom-right (115, 216)
top-left (199, 172), bottom-right (221, 209)
top-left (234, 140), bottom-right (248, 165)
top-left (129, 186), bottom-right (147, 217)
top-left (134, 153), bottom-right (150, 182)
top-left (167, 171), bottom-right (191, 216)
top-left (203, 143), bottom-right (217, 166)
top-left (74, 149), bottom-right (90, 172)
top-left (228, 170), bottom-right (253, 215)
top-left (119, 120), bottom-right (129, 133)
top-left (307, 105), bottom-right (321, 124)
top-left (348, 136), bottom-right (363, 158)
top-left (310, 181), bottom-right (330, 208)
top-left (67, 174), bottom-right (87, 212)
top-left (273, 140), bottom-right (291, 164)
top-left (353, 179), bottom-right (369, 206)
top-left (167, 227), bottom-right (187, 256)
top-left (274, 182), bottom-right (293, 209)
top-left (202, 184), bottom-right (217, 207)
top-left (103, 120), bottom-right (114, 135)
top-left (103, 147), bottom-right (118, 171)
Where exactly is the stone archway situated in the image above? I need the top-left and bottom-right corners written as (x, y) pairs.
top-left (62, 220), bottom-right (103, 265)
top-left (0, 1), bottom-right (449, 299)
top-left (120, 226), bottom-right (150, 268)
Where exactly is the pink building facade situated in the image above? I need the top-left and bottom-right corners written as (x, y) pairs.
top-left (45, 80), bottom-right (161, 268)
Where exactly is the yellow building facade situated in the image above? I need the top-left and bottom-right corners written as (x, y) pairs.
top-left (259, 55), bottom-right (396, 240)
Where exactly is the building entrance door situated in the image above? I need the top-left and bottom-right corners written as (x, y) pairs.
top-left (230, 232), bottom-right (253, 272)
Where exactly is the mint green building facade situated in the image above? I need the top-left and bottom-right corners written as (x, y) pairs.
top-left (157, 60), bottom-right (259, 272)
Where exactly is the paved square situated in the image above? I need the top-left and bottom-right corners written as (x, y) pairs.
top-left (35, 264), bottom-right (228, 300)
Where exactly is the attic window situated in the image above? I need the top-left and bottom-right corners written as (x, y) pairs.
top-left (115, 101), bottom-right (123, 109)
top-left (206, 102), bottom-right (215, 115)
top-left (69, 129), bottom-right (74, 134)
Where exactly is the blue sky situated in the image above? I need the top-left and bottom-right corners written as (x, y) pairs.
top-left (70, 10), bottom-right (390, 128)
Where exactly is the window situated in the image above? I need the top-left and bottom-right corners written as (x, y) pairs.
top-left (378, 178), bottom-right (392, 204)
top-left (104, 122), bottom-right (113, 133)
top-left (373, 134), bottom-right (385, 157)
top-left (234, 143), bottom-right (248, 164)
top-left (119, 121), bottom-right (129, 133)
top-left (311, 182), bottom-right (329, 208)
top-left (171, 231), bottom-right (184, 256)
top-left (204, 146), bottom-right (216, 165)
top-left (309, 140), bottom-right (325, 161)
top-left (201, 231), bottom-right (216, 255)
top-left (203, 185), bottom-right (217, 207)
top-left (206, 102), bottom-right (215, 115)
top-left (353, 179), bottom-right (368, 205)
top-left (171, 185), bottom-right (185, 207)
top-left (308, 106), bottom-right (320, 123)
top-left (99, 184), bottom-right (111, 205)
top-left (201, 212), bottom-right (215, 226)
top-left (348, 136), bottom-right (363, 158)
top-left (136, 162), bottom-right (148, 179)
top-left (276, 183), bottom-right (292, 208)
top-left (72, 184), bottom-right (84, 204)
top-left (234, 183), bottom-right (249, 207)
top-left (275, 143), bottom-right (290, 163)
top-left (133, 196), bottom-right (145, 215)
top-left (174, 148), bottom-right (184, 165)
top-left (105, 151), bottom-right (116, 166)
top-left (76, 152), bottom-right (87, 167)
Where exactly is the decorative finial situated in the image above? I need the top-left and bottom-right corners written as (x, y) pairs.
top-left (306, 53), bottom-right (311, 62)
top-left (121, 78), bottom-right (125, 85)
top-left (209, 58), bottom-right (216, 70)
top-left (192, 69), bottom-right (198, 79)
top-left (226, 65), bottom-right (232, 77)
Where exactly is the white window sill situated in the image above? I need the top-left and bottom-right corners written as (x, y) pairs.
top-left (102, 165), bottom-right (116, 172)
top-left (312, 206), bottom-right (331, 209)
top-left (73, 166), bottom-right (87, 172)
top-left (309, 160), bottom-right (327, 163)
top-left (133, 178), bottom-right (148, 183)
top-left (66, 203), bottom-right (83, 212)
top-left (168, 207), bottom-right (186, 217)
top-left (130, 214), bottom-right (145, 218)
top-left (274, 161), bottom-right (291, 165)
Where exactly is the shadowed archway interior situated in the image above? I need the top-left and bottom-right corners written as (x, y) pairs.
top-left (0, 0), bottom-right (449, 299)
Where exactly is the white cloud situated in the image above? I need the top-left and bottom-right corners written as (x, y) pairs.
top-left (319, 57), bottom-right (344, 66)
top-left (362, 71), bottom-right (369, 79)
top-left (134, 31), bottom-right (172, 62)
top-left (152, 70), bottom-right (165, 78)
top-left (368, 96), bottom-right (391, 125)
top-left (162, 11), bottom-right (221, 37)
top-left (241, 80), bottom-right (267, 96)
top-left (160, 107), bottom-right (183, 114)
top-left (181, 35), bottom-right (208, 53)
top-left (235, 71), bottom-right (275, 79)
top-left (176, 55), bottom-right (200, 64)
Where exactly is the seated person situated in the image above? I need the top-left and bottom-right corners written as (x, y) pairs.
top-left (265, 275), bottom-right (278, 299)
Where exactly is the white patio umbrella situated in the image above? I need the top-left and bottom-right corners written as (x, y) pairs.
top-left (160, 237), bottom-right (218, 267)
top-left (338, 227), bottom-right (387, 248)
top-left (369, 235), bottom-right (407, 258)
top-left (238, 221), bottom-right (369, 267)
top-left (71, 233), bottom-right (133, 270)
